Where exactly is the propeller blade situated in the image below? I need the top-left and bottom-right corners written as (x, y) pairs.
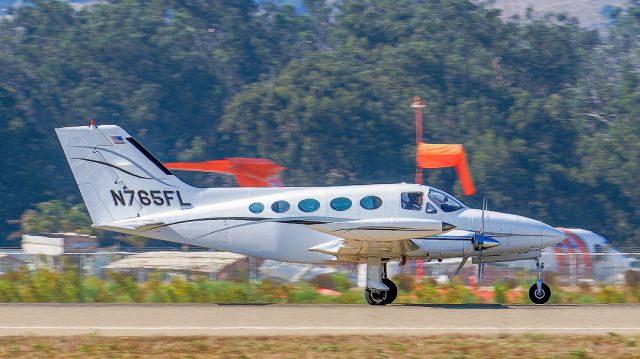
top-left (455, 256), bottom-right (469, 276)
top-left (477, 248), bottom-right (484, 286)
top-left (477, 196), bottom-right (489, 286)
top-left (480, 196), bottom-right (487, 235)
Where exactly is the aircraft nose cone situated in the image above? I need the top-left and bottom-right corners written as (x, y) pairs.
top-left (541, 225), bottom-right (566, 247)
top-left (512, 217), bottom-right (566, 248)
top-left (515, 216), bottom-right (566, 249)
top-left (456, 209), bottom-right (566, 250)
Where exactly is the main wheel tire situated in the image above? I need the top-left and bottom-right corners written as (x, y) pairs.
top-left (529, 282), bottom-right (551, 304)
top-left (364, 289), bottom-right (388, 305)
top-left (382, 278), bottom-right (398, 304)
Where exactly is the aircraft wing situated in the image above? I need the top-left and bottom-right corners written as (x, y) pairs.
top-left (308, 238), bottom-right (419, 262)
top-left (306, 218), bottom-right (455, 261)
top-left (305, 218), bottom-right (454, 241)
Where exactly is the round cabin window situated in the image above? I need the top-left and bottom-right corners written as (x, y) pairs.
top-left (271, 200), bottom-right (290, 213)
top-left (249, 202), bottom-right (264, 214)
top-left (360, 195), bottom-right (383, 210)
top-left (298, 198), bottom-right (320, 213)
top-left (330, 197), bottom-right (352, 211)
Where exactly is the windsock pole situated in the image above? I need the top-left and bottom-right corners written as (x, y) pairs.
top-left (412, 96), bottom-right (426, 184)
top-left (411, 96), bottom-right (426, 288)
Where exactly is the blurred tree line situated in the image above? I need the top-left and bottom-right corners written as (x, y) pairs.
top-left (1, 0), bottom-right (640, 248)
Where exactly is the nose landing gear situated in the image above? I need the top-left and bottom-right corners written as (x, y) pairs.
top-left (528, 258), bottom-right (551, 304)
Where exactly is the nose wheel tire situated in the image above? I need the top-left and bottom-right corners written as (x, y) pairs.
top-left (364, 279), bottom-right (398, 305)
top-left (528, 282), bottom-right (551, 304)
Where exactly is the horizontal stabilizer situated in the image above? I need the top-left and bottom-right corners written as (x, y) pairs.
top-left (96, 218), bottom-right (165, 231)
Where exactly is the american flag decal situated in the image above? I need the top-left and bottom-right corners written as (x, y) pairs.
top-left (111, 136), bottom-right (125, 144)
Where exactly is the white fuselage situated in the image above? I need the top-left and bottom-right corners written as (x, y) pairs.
top-left (101, 183), bottom-right (565, 264)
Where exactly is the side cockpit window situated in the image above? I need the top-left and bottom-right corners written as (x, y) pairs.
top-left (401, 192), bottom-right (423, 211)
top-left (428, 189), bottom-right (465, 213)
top-left (426, 202), bottom-right (437, 214)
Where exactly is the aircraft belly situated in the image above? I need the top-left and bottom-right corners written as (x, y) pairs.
top-left (187, 222), bottom-right (215, 248)
top-left (138, 224), bottom-right (190, 245)
top-left (228, 222), bottom-right (335, 263)
top-left (159, 222), bottom-right (207, 247)
top-left (209, 220), bottom-right (229, 251)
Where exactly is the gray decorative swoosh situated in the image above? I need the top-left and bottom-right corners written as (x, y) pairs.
top-left (140, 216), bottom-right (345, 241)
top-left (71, 145), bottom-right (175, 187)
top-left (142, 217), bottom-right (269, 232)
top-left (71, 158), bottom-right (152, 179)
top-left (338, 227), bottom-right (437, 232)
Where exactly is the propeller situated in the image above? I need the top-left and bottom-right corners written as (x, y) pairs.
top-left (473, 197), bottom-right (499, 286)
top-left (458, 197), bottom-right (500, 280)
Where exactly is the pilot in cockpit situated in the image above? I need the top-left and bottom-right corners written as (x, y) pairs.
top-left (401, 192), bottom-right (424, 211)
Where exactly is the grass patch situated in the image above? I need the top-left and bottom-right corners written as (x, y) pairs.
top-left (0, 335), bottom-right (637, 358)
top-left (1, 267), bottom-right (640, 305)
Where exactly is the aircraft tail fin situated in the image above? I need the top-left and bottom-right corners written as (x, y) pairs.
top-left (56, 124), bottom-right (195, 226)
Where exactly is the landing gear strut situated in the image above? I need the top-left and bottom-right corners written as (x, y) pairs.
top-left (528, 257), bottom-right (551, 304)
top-left (364, 260), bottom-right (397, 305)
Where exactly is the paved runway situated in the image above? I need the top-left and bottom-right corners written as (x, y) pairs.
top-left (0, 304), bottom-right (638, 336)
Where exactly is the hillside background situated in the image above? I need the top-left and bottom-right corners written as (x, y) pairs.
top-left (485, 0), bottom-right (629, 29)
top-left (1, 0), bottom-right (640, 249)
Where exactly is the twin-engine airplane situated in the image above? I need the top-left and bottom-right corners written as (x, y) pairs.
top-left (56, 124), bottom-right (566, 305)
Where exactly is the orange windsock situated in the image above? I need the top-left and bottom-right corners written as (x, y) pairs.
top-left (164, 158), bottom-right (286, 187)
top-left (417, 143), bottom-right (476, 196)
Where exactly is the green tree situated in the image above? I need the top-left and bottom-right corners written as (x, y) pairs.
top-left (20, 200), bottom-right (92, 234)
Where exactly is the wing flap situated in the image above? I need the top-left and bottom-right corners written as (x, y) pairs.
top-left (308, 238), bottom-right (419, 262)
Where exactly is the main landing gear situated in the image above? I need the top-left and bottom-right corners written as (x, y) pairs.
top-left (528, 257), bottom-right (551, 304)
top-left (365, 278), bottom-right (397, 305)
top-left (364, 258), bottom-right (397, 305)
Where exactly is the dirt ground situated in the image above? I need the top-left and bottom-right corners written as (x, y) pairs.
top-left (0, 334), bottom-right (637, 358)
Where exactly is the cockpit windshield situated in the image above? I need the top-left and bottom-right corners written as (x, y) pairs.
top-left (428, 188), bottom-right (466, 212)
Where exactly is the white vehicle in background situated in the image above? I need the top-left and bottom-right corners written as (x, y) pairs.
top-left (534, 228), bottom-right (636, 284)
top-left (422, 228), bottom-right (638, 285)
top-left (56, 124), bottom-right (566, 305)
